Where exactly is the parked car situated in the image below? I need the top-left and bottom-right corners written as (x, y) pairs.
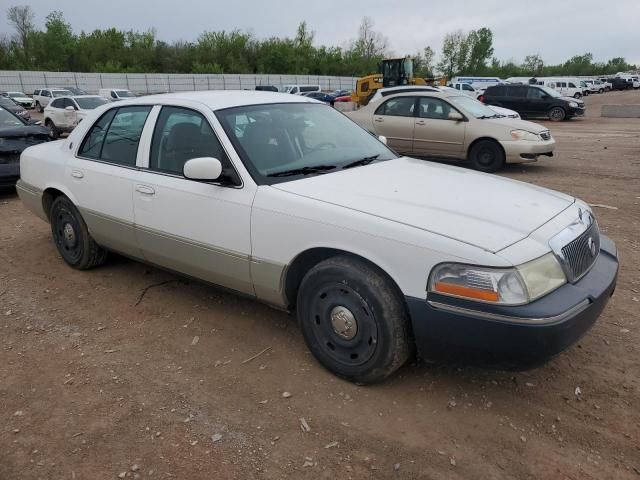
top-left (280, 85), bottom-right (321, 95)
top-left (302, 91), bottom-right (336, 105)
top-left (15, 91), bottom-right (618, 383)
top-left (34, 88), bottom-right (73, 112)
top-left (1, 91), bottom-right (35, 109)
top-left (596, 78), bottom-right (613, 91)
top-left (480, 84), bottom-right (585, 122)
top-left (448, 82), bottom-right (482, 97)
top-left (43, 95), bottom-right (109, 138)
top-left (331, 89), bottom-right (351, 98)
top-left (346, 90), bottom-right (552, 172)
top-left (611, 77), bottom-right (633, 90)
top-left (584, 80), bottom-right (606, 94)
top-left (255, 85), bottom-right (279, 92)
top-left (98, 88), bottom-right (137, 101)
top-left (0, 106), bottom-right (50, 187)
top-left (0, 97), bottom-right (31, 121)
top-left (438, 87), bottom-right (520, 118)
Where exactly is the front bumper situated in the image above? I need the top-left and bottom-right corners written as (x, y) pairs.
top-left (0, 163), bottom-right (20, 186)
top-left (15, 100), bottom-right (34, 109)
top-left (502, 139), bottom-right (556, 163)
top-left (568, 107), bottom-right (586, 117)
top-left (406, 235), bottom-right (618, 368)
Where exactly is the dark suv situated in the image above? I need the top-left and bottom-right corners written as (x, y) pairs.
top-left (480, 84), bottom-right (585, 122)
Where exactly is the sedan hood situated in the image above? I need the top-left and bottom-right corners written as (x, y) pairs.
top-left (0, 125), bottom-right (51, 138)
top-left (273, 158), bottom-right (573, 252)
top-left (485, 117), bottom-right (548, 133)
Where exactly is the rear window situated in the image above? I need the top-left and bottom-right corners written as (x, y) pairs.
top-left (486, 86), bottom-right (506, 96)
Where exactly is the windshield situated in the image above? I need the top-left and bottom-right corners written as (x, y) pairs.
top-left (8, 92), bottom-right (27, 98)
top-left (447, 95), bottom-right (497, 118)
top-left (52, 90), bottom-right (72, 97)
top-left (217, 103), bottom-right (397, 183)
top-left (0, 108), bottom-right (24, 128)
top-left (116, 90), bottom-right (135, 98)
top-left (0, 98), bottom-right (17, 108)
top-left (75, 96), bottom-right (108, 109)
top-left (539, 86), bottom-right (562, 98)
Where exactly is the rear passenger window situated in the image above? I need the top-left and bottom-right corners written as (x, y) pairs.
top-left (488, 86), bottom-right (505, 96)
top-left (79, 106), bottom-right (151, 166)
top-left (149, 106), bottom-right (228, 175)
top-left (375, 97), bottom-right (416, 117)
top-left (510, 86), bottom-right (527, 98)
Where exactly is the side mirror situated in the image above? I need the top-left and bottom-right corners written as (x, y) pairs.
top-left (448, 111), bottom-right (464, 121)
top-left (65, 105), bottom-right (75, 111)
top-left (183, 157), bottom-right (222, 181)
top-left (378, 135), bottom-right (388, 145)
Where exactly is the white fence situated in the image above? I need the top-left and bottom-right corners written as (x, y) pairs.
top-left (0, 71), bottom-right (358, 94)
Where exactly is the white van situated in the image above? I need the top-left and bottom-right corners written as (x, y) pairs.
top-left (538, 78), bottom-right (584, 98)
top-left (280, 85), bottom-right (321, 95)
top-left (99, 88), bottom-right (137, 101)
top-left (449, 77), bottom-right (505, 91)
top-left (448, 82), bottom-right (482, 97)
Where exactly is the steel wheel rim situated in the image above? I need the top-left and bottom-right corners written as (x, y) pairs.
top-left (54, 209), bottom-right (82, 263)
top-left (477, 147), bottom-right (496, 166)
top-left (308, 283), bottom-right (378, 367)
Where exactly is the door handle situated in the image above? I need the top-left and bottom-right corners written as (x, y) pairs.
top-left (416, 120), bottom-right (426, 126)
top-left (71, 170), bottom-right (84, 179)
top-left (374, 117), bottom-right (384, 123)
top-left (136, 185), bottom-right (155, 196)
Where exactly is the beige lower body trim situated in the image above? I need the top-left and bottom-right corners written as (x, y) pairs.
top-left (16, 181), bottom-right (47, 222)
top-left (251, 258), bottom-right (287, 307)
top-left (80, 208), bottom-right (143, 260)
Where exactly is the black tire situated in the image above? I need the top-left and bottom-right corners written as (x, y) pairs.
top-left (599, 89), bottom-right (604, 94)
top-left (36, 101), bottom-right (43, 113)
top-left (573, 92), bottom-right (582, 99)
top-left (296, 255), bottom-right (412, 384)
top-left (548, 106), bottom-right (566, 122)
top-left (49, 196), bottom-right (107, 270)
top-left (45, 119), bottom-right (59, 139)
top-left (468, 139), bottom-right (505, 173)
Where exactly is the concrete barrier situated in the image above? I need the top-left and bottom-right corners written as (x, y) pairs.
top-left (601, 105), bottom-right (640, 118)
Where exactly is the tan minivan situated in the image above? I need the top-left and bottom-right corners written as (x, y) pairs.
top-left (345, 91), bottom-right (555, 172)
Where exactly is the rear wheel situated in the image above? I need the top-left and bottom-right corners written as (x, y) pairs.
top-left (49, 196), bottom-right (107, 270)
top-left (548, 106), bottom-right (566, 122)
top-left (468, 139), bottom-right (505, 173)
top-left (573, 92), bottom-right (582, 99)
top-left (599, 88), bottom-right (604, 94)
top-left (45, 119), bottom-right (59, 139)
top-left (36, 101), bottom-right (43, 113)
top-left (296, 255), bottom-right (412, 384)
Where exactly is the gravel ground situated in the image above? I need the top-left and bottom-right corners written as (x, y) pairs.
top-left (1, 89), bottom-right (639, 480)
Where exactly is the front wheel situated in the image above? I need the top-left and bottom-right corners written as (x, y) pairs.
top-left (468, 140), bottom-right (505, 173)
top-left (50, 196), bottom-right (107, 270)
top-left (548, 106), bottom-right (566, 122)
top-left (296, 256), bottom-right (412, 384)
top-left (36, 101), bottom-right (43, 113)
top-left (45, 119), bottom-right (59, 139)
top-left (573, 92), bottom-right (582, 99)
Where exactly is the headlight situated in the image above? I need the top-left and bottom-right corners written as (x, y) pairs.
top-left (428, 253), bottom-right (566, 305)
top-left (510, 129), bottom-right (539, 141)
top-left (569, 101), bottom-right (578, 108)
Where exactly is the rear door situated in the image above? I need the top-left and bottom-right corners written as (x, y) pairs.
top-left (370, 96), bottom-right (417, 153)
top-left (507, 86), bottom-right (528, 113)
top-left (132, 104), bottom-right (256, 295)
top-left (413, 97), bottom-right (465, 158)
top-left (65, 105), bottom-right (152, 258)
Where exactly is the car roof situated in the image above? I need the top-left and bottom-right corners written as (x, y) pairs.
top-left (112, 90), bottom-right (318, 110)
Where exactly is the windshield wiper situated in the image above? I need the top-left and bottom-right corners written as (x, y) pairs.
top-left (477, 114), bottom-right (499, 119)
top-left (267, 165), bottom-right (337, 177)
top-left (342, 154), bottom-right (380, 170)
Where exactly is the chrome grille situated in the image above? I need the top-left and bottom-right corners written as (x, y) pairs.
top-left (560, 222), bottom-right (600, 282)
top-left (540, 131), bottom-right (551, 141)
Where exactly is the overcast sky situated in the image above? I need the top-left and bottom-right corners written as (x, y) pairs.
top-left (6, 0), bottom-right (640, 66)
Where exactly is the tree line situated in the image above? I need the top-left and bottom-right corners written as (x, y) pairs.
top-left (1, 5), bottom-right (636, 79)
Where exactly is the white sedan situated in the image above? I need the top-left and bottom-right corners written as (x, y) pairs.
top-left (43, 95), bottom-right (109, 138)
top-left (17, 91), bottom-right (618, 383)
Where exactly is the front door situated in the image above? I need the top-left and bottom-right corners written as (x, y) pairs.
top-left (525, 87), bottom-right (550, 115)
top-left (133, 105), bottom-right (255, 296)
top-left (370, 96), bottom-right (417, 154)
top-left (412, 97), bottom-right (465, 158)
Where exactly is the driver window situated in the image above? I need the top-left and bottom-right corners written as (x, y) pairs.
top-left (462, 84), bottom-right (474, 91)
top-left (149, 106), bottom-right (228, 176)
top-left (418, 98), bottom-right (451, 120)
top-left (375, 97), bottom-right (416, 117)
top-left (527, 88), bottom-right (545, 99)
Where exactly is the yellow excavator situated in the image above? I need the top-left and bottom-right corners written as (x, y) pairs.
top-left (351, 56), bottom-right (444, 106)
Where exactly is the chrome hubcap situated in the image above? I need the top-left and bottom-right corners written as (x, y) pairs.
top-left (330, 306), bottom-right (357, 340)
top-left (63, 223), bottom-right (76, 247)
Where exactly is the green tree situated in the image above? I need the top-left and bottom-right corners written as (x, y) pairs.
top-left (522, 54), bottom-right (544, 75)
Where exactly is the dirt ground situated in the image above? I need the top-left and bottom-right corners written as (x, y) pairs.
top-left (1, 90), bottom-right (639, 480)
